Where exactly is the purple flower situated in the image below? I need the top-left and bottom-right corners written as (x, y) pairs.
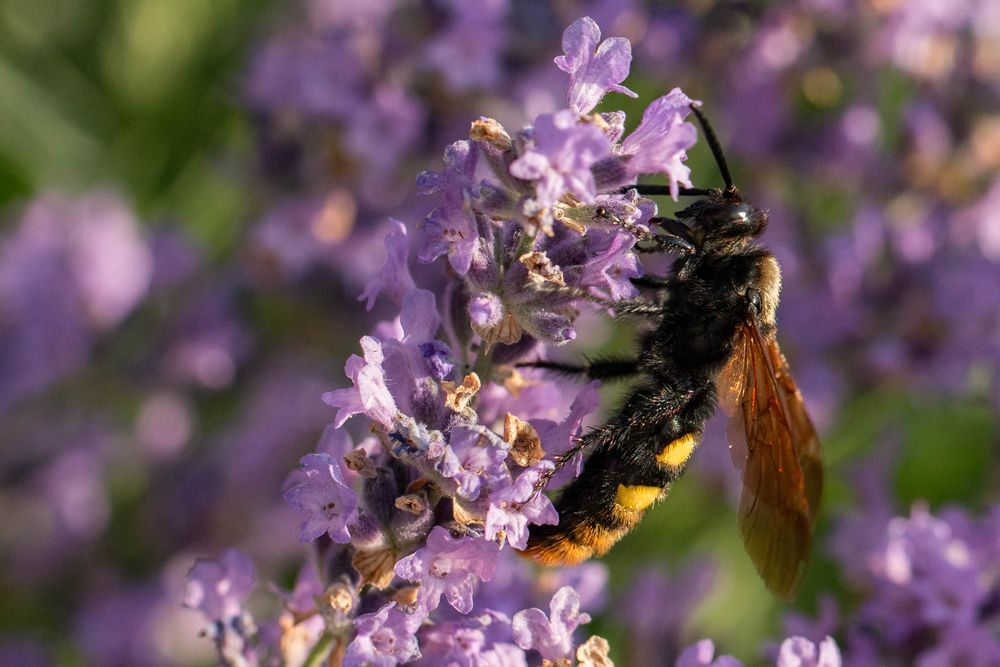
top-left (244, 36), bottom-right (360, 118)
top-left (554, 16), bottom-right (638, 114)
top-left (282, 453), bottom-right (359, 543)
top-left (359, 218), bottom-right (416, 310)
top-left (509, 110), bottom-right (611, 209)
top-left (575, 228), bottom-right (642, 300)
top-left (776, 637), bottom-right (842, 667)
top-left (531, 380), bottom-right (601, 486)
top-left (418, 140), bottom-right (480, 275)
top-left (379, 289), bottom-right (455, 424)
top-left (915, 625), bottom-right (1000, 667)
top-left (437, 425), bottom-right (510, 500)
top-left (485, 462), bottom-right (559, 550)
top-left (345, 602), bottom-right (423, 667)
top-left (620, 561), bottom-right (717, 664)
top-left (674, 640), bottom-right (742, 667)
top-left (418, 341), bottom-right (454, 381)
top-left (620, 89), bottom-right (699, 198)
top-left (417, 612), bottom-right (527, 667)
top-left (394, 526), bottom-right (501, 613)
top-left (511, 586), bottom-right (591, 661)
top-left (183, 549), bottom-right (256, 622)
top-left (323, 336), bottom-right (398, 429)
top-left (0, 192), bottom-right (153, 411)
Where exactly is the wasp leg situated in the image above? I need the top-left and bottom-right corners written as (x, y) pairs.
top-left (530, 285), bottom-right (666, 318)
top-left (630, 275), bottom-right (672, 289)
top-left (598, 298), bottom-right (665, 316)
top-left (518, 357), bottom-right (640, 381)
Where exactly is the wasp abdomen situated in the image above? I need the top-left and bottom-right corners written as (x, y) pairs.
top-left (527, 392), bottom-right (711, 565)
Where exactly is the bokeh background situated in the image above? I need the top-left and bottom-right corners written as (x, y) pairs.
top-left (0, 0), bottom-right (997, 665)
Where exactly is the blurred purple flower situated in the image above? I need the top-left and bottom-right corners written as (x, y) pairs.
top-left (394, 526), bottom-right (501, 614)
top-left (183, 549), bottom-right (256, 622)
top-left (425, 0), bottom-right (508, 91)
top-left (620, 560), bottom-right (717, 665)
top-left (283, 452), bottom-right (359, 543)
top-left (244, 35), bottom-right (361, 118)
top-left (776, 636), bottom-right (842, 667)
top-left (915, 625), bottom-right (1000, 667)
top-left (359, 218), bottom-right (416, 310)
top-left (674, 640), bottom-right (741, 667)
top-left (75, 585), bottom-right (164, 667)
top-left (554, 16), bottom-right (638, 114)
top-left (0, 192), bottom-right (152, 410)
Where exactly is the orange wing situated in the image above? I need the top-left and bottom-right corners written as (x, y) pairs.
top-left (717, 321), bottom-right (822, 600)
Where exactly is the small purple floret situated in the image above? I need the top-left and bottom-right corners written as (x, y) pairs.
top-left (621, 88), bottom-right (699, 199)
top-left (323, 336), bottom-right (397, 429)
top-left (554, 17), bottom-right (638, 114)
top-left (283, 453), bottom-right (359, 543)
top-left (394, 526), bottom-right (500, 614)
top-left (345, 602), bottom-right (423, 667)
top-left (511, 586), bottom-right (591, 662)
top-left (510, 110), bottom-right (611, 209)
top-left (485, 462), bottom-right (559, 550)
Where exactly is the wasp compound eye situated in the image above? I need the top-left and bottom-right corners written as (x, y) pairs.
top-left (731, 205), bottom-right (751, 223)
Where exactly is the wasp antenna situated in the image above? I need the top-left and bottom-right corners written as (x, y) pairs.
top-left (689, 104), bottom-right (735, 194)
top-left (678, 186), bottom-right (717, 197)
top-left (622, 184), bottom-right (716, 197)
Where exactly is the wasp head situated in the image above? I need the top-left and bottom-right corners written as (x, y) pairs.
top-left (676, 190), bottom-right (767, 251)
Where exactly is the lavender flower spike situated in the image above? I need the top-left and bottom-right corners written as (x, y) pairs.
top-left (555, 16), bottom-right (638, 114)
top-left (512, 586), bottom-right (591, 662)
top-left (283, 453), bottom-right (359, 543)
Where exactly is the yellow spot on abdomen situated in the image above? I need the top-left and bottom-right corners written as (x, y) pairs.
top-left (656, 433), bottom-right (698, 468)
top-left (615, 484), bottom-right (662, 511)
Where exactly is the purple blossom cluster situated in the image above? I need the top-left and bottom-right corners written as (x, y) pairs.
top-left (190, 18), bottom-right (691, 663)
